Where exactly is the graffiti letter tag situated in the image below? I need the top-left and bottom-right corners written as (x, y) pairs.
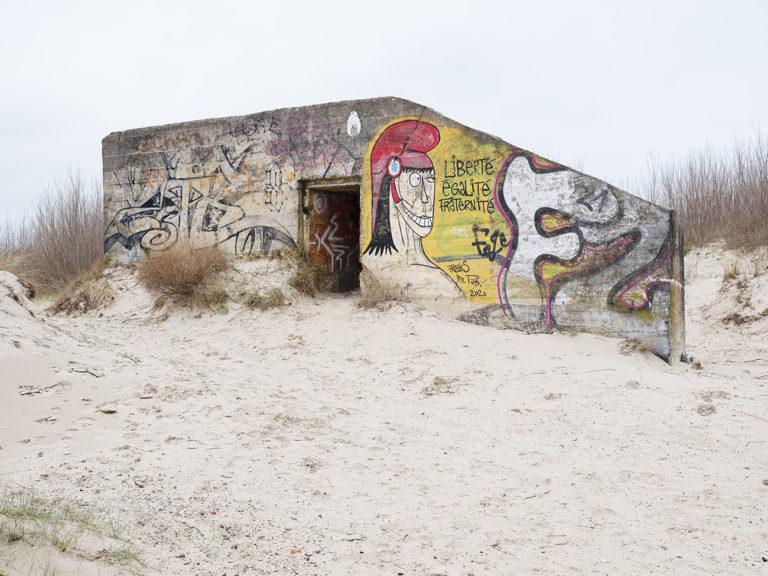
top-left (471, 224), bottom-right (508, 262)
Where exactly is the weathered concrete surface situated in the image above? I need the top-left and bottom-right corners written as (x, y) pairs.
top-left (102, 97), bottom-right (684, 359)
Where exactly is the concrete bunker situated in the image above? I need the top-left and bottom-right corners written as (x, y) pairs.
top-left (102, 97), bottom-right (684, 360)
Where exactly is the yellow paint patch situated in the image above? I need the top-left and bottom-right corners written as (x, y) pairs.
top-left (539, 212), bottom-right (574, 234)
top-left (421, 126), bottom-right (512, 304)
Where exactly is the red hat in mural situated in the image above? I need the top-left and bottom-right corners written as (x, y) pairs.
top-left (370, 120), bottom-right (440, 222)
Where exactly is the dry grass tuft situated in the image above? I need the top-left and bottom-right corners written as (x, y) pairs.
top-left (152, 295), bottom-right (168, 310)
top-left (751, 251), bottom-right (768, 278)
top-left (138, 242), bottom-right (229, 306)
top-left (50, 278), bottom-right (113, 315)
top-left (0, 250), bottom-right (27, 279)
top-left (641, 132), bottom-right (768, 249)
top-left (695, 403), bottom-right (717, 416)
top-left (722, 308), bottom-right (768, 326)
top-left (246, 288), bottom-right (288, 310)
top-left (358, 273), bottom-right (403, 309)
top-left (287, 246), bottom-right (331, 297)
top-left (618, 337), bottom-right (656, 356)
top-left (49, 258), bottom-right (113, 315)
top-left (191, 283), bottom-right (230, 313)
top-left (722, 259), bottom-right (739, 281)
top-left (0, 172), bottom-right (103, 292)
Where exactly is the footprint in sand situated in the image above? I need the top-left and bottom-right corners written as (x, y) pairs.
top-left (73, 416), bottom-right (95, 427)
top-left (18, 379), bottom-right (72, 396)
top-left (421, 376), bottom-right (463, 397)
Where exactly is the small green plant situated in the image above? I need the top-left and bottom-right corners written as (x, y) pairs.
top-left (192, 284), bottom-right (230, 313)
top-left (0, 485), bottom-right (145, 573)
top-left (52, 530), bottom-right (78, 552)
top-left (246, 292), bottom-right (263, 308)
top-left (97, 541), bottom-right (147, 567)
top-left (246, 288), bottom-right (287, 310)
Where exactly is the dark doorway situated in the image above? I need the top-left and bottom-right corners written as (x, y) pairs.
top-left (306, 185), bottom-right (361, 292)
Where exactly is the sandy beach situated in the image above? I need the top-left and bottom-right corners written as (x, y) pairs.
top-left (1, 247), bottom-right (767, 575)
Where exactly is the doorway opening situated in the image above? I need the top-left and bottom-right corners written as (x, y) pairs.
top-left (302, 180), bottom-right (361, 292)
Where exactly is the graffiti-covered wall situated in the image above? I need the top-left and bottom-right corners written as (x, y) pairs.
top-left (102, 100), bottom-right (378, 259)
top-left (103, 97), bottom-right (684, 359)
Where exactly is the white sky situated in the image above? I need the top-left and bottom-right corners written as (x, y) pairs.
top-left (1, 0), bottom-right (766, 220)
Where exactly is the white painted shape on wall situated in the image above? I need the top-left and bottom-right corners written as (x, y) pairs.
top-left (346, 111), bottom-right (361, 137)
top-left (501, 157), bottom-right (579, 321)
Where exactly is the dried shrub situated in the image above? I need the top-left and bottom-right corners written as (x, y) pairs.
top-left (640, 132), bottom-right (768, 249)
top-left (358, 273), bottom-right (402, 309)
top-left (138, 242), bottom-right (229, 303)
top-left (246, 288), bottom-right (288, 310)
top-left (49, 258), bottom-right (113, 315)
top-left (0, 172), bottom-right (103, 292)
top-left (288, 246), bottom-right (331, 297)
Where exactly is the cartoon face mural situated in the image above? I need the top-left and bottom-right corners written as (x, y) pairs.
top-left (392, 168), bottom-right (436, 237)
top-left (364, 120), bottom-right (440, 265)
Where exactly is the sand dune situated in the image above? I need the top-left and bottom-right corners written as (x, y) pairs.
top-left (1, 248), bottom-right (767, 575)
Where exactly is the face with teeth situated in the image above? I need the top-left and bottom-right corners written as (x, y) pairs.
top-left (393, 168), bottom-right (436, 237)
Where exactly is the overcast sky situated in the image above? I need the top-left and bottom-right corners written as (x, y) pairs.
top-left (1, 0), bottom-right (766, 220)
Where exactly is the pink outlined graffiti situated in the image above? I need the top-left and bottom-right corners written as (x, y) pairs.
top-left (492, 155), bottom-right (518, 314)
top-left (492, 150), bottom-right (643, 326)
top-left (535, 231), bottom-right (640, 326)
top-left (610, 232), bottom-right (674, 310)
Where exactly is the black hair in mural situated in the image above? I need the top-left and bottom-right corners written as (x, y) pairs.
top-left (363, 173), bottom-right (397, 256)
